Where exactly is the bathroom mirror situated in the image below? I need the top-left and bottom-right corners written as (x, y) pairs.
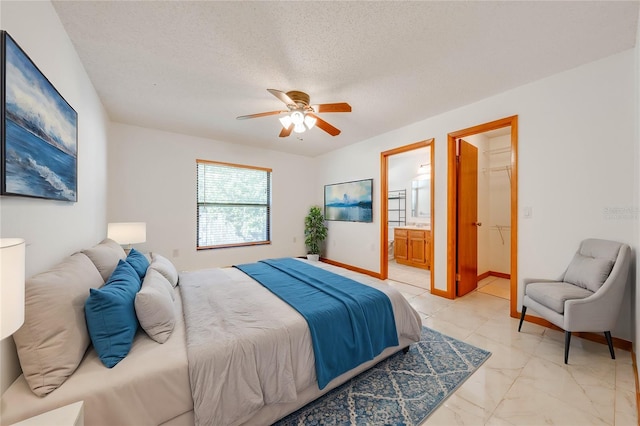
top-left (411, 177), bottom-right (430, 218)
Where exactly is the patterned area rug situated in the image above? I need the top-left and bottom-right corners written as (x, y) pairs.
top-left (274, 327), bottom-right (491, 426)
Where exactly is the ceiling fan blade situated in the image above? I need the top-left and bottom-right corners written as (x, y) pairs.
top-left (279, 124), bottom-right (293, 138)
top-left (307, 113), bottom-right (341, 136)
top-left (313, 103), bottom-right (352, 113)
top-left (236, 110), bottom-right (285, 120)
top-left (267, 89), bottom-right (296, 107)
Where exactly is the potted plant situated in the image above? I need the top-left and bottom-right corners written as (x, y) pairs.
top-left (304, 206), bottom-right (328, 261)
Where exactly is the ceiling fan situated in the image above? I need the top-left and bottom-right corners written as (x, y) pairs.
top-left (236, 89), bottom-right (352, 137)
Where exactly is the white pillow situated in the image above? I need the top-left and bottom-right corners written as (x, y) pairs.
top-left (135, 268), bottom-right (176, 343)
top-left (149, 253), bottom-right (179, 287)
top-left (82, 238), bottom-right (127, 282)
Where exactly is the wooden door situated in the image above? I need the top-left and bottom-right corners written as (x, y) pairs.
top-left (456, 139), bottom-right (478, 296)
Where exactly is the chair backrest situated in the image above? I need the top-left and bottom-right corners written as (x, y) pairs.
top-left (563, 239), bottom-right (631, 331)
top-left (578, 239), bottom-right (623, 262)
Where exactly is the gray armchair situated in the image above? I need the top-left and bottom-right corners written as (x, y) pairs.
top-left (518, 238), bottom-right (631, 364)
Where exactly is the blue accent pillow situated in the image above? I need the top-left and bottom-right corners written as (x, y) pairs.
top-left (85, 260), bottom-right (142, 368)
top-left (126, 248), bottom-right (150, 280)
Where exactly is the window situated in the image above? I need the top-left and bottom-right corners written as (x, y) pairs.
top-left (197, 160), bottom-right (271, 249)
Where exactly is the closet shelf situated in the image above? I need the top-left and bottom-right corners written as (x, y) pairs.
top-left (484, 146), bottom-right (511, 155)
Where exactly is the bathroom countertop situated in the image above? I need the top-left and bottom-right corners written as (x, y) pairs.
top-left (394, 225), bottom-right (431, 231)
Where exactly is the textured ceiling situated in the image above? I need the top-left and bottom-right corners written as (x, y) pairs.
top-left (51, 1), bottom-right (638, 157)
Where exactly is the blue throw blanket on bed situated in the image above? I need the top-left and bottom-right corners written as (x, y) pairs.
top-left (234, 258), bottom-right (398, 389)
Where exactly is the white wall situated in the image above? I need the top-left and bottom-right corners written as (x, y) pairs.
top-left (488, 134), bottom-right (511, 274)
top-left (108, 123), bottom-right (317, 271)
top-left (387, 155), bottom-right (411, 229)
top-left (0, 1), bottom-right (110, 392)
top-left (318, 49), bottom-right (637, 340)
top-left (387, 148), bottom-right (430, 226)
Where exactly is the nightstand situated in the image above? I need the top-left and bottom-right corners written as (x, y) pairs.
top-left (11, 401), bottom-right (84, 426)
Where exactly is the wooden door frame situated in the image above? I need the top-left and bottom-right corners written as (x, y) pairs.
top-left (380, 139), bottom-right (434, 292)
top-left (446, 115), bottom-right (519, 317)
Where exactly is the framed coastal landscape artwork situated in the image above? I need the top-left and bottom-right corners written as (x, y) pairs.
top-left (324, 178), bottom-right (373, 222)
top-left (1, 31), bottom-right (77, 202)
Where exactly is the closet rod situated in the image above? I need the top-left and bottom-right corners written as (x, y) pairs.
top-left (482, 165), bottom-right (512, 183)
top-left (483, 165), bottom-right (511, 172)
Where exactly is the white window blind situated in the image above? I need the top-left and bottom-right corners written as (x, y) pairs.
top-left (197, 160), bottom-right (271, 249)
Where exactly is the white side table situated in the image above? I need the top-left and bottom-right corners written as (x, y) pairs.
top-left (10, 401), bottom-right (84, 426)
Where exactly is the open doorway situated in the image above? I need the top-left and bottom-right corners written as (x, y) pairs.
top-left (474, 128), bottom-right (513, 300)
top-left (380, 140), bottom-right (434, 292)
top-left (446, 116), bottom-right (519, 317)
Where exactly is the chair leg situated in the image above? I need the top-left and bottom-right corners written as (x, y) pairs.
top-left (518, 306), bottom-right (527, 332)
top-left (564, 331), bottom-right (571, 364)
top-left (604, 331), bottom-right (615, 359)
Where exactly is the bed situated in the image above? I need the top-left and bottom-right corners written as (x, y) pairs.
top-left (0, 239), bottom-right (422, 426)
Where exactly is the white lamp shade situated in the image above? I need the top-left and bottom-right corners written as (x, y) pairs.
top-left (107, 222), bottom-right (147, 245)
top-left (279, 112), bottom-right (315, 133)
top-left (1, 238), bottom-right (25, 339)
top-left (290, 111), bottom-right (304, 125)
top-left (279, 115), bottom-right (293, 129)
top-left (304, 114), bottom-right (316, 130)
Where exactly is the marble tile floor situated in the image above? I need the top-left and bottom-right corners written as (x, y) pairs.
top-left (478, 276), bottom-right (511, 300)
top-left (388, 259), bottom-right (431, 290)
top-left (385, 279), bottom-right (638, 425)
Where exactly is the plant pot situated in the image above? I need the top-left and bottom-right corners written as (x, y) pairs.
top-left (306, 254), bottom-right (320, 262)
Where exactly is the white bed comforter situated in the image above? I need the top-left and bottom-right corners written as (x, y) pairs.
top-left (179, 260), bottom-right (422, 426)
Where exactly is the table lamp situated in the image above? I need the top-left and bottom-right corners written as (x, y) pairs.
top-left (1, 238), bottom-right (26, 340)
top-left (107, 222), bottom-right (146, 252)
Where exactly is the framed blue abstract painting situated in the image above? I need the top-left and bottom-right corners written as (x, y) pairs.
top-left (324, 178), bottom-right (373, 222)
top-left (1, 31), bottom-right (77, 202)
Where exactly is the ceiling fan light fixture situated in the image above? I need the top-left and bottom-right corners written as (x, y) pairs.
top-left (290, 111), bottom-right (304, 126)
top-left (304, 114), bottom-right (316, 130)
top-left (240, 89), bottom-right (351, 138)
top-left (286, 110), bottom-right (308, 133)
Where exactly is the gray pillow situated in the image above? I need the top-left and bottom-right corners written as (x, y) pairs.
top-left (149, 253), bottom-right (179, 287)
top-left (83, 238), bottom-right (127, 282)
top-left (135, 268), bottom-right (176, 343)
top-left (564, 253), bottom-right (614, 292)
top-left (13, 253), bottom-right (104, 396)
